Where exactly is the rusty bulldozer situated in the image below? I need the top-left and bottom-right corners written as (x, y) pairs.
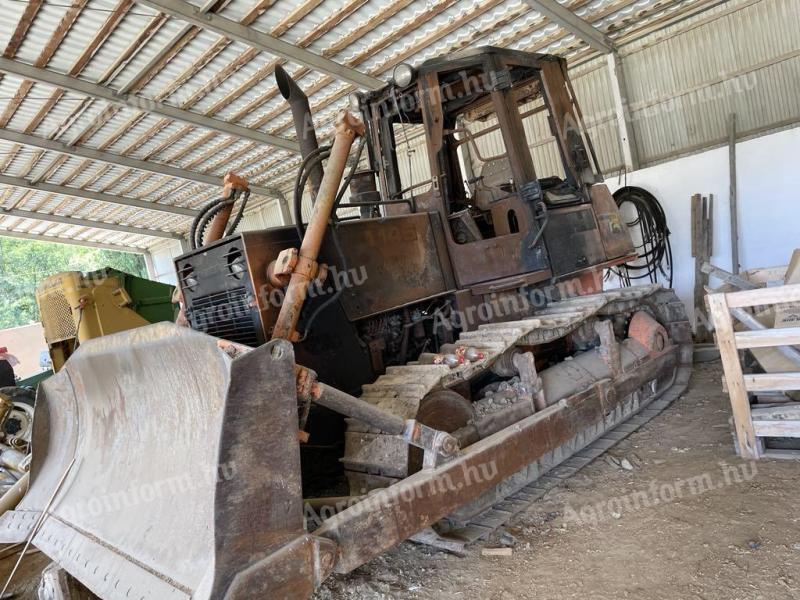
top-left (0, 48), bottom-right (692, 598)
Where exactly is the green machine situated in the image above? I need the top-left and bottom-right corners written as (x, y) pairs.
top-left (34, 267), bottom-right (176, 374)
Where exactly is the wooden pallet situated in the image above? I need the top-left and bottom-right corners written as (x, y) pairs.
top-left (708, 281), bottom-right (800, 459)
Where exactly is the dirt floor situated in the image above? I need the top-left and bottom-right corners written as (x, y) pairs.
top-left (1, 360), bottom-right (798, 599)
top-left (316, 361), bottom-right (800, 600)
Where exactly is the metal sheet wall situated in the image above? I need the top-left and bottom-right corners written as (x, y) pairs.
top-left (623, 0), bottom-right (800, 165)
top-left (261, 201), bottom-right (286, 228)
top-left (386, 58), bottom-right (622, 187)
top-left (239, 209), bottom-right (267, 232)
top-left (366, 0), bottom-right (799, 191)
top-left (261, 0), bottom-right (797, 223)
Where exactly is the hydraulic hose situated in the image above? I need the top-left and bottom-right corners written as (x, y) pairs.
top-left (190, 195), bottom-right (227, 250)
top-left (225, 190), bottom-right (251, 237)
top-left (293, 146), bottom-right (331, 239)
top-left (611, 186), bottom-right (673, 288)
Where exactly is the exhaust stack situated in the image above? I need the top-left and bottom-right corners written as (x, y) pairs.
top-left (276, 65), bottom-right (324, 199)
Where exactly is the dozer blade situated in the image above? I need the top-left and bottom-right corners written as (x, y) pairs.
top-left (0, 323), bottom-right (336, 599)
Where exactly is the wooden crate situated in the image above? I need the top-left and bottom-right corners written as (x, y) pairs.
top-left (708, 281), bottom-right (800, 459)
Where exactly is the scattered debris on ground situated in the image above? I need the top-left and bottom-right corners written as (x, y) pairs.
top-left (315, 361), bottom-right (800, 599)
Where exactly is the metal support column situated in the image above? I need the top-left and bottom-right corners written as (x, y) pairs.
top-left (607, 52), bottom-right (640, 172)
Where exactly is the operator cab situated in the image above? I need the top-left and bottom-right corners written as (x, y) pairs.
top-left (348, 46), bottom-right (624, 287)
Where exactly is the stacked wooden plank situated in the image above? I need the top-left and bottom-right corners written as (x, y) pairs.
top-left (708, 250), bottom-right (800, 459)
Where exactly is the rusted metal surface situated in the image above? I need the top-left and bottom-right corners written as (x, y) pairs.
top-left (179, 210), bottom-right (454, 348)
top-left (512, 351), bottom-right (547, 411)
top-left (628, 310), bottom-right (669, 356)
top-left (272, 112), bottom-right (364, 341)
top-left (0, 326), bottom-right (334, 599)
top-left (342, 285), bottom-right (665, 487)
top-left (318, 347), bottom-right (679, 574)
top-left (0, 324), bottom-right (229, 597)
top-left (327, 212), bottom-right (453, 321)
top-left (206, 202), bottom-right (235, 245)
top-left (205, 174), bottom-right (250, 246)
top-left (275, 65), bottom-right (324, 199)
top-left (309, 378), bottom-right (407, 436)
top-left (590, 183), bottom-right (636, 259)
top-left (541, 204), bottom-right (607, 276)
top-left (207, 338), bottom-right (335, 599)
top-left (358, 48), bottom-right (637, 290)
top-left (594, 319), bottom-right (622, 378)
top-left (0, 43), bottom-right (702, 600)
top-left (303, 371), bottom-right (460, 461)
top-left (3, 298), bottom-right (690, 599)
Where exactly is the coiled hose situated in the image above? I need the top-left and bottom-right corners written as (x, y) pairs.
top-left (610, 186), bottom-right (673, 287)
top-left (190, 188), bottom-right (251, 250)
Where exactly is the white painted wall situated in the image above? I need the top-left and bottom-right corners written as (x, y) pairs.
top-left (607, 126), bottom-right (800, 324)
top-left (148, 239), bottom-right (184, 285)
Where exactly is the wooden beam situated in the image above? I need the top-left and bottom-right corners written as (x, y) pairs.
top-left (746, 265), bottom-right (789, 285)
top-left (735, 327), bottom-right (800, 350)
top-left (72, 0), bottom-right (607, 175)
top-left (725, 284), bottom-right (800, 309)
top-left (115, 0), bottom-right (226, 93)
top-left (199, 0), bottom-right (380, 116)
top-left (729, 112), bottom-right (740, 274)
top-left (606, 52), bottom-right (639, 171)
top-left (140, 0), bottom-right (530, 174)
top-left (2, 0), bottom-right (89, 128)
top-left (3, 0), bottom-right (44, 58)
top-left (134, 0), bottom-right (383, 89)
top-left (27, 1), bottom-right (134, 134)
top-left (97, 113), bottom-right (149, 151)
top-left (68, 104), bottom-right (123, 147)
top-left (120, 23), bottom-right (201, 94)
top-left (121, 0), bottom-right (364, 157)
top-left (701, 262), bottom-right (759, 290)
top-left (753, 420), bottom-right (800, 438)
top-left (707, 292), bottom-right (761, 459)
top-left (244, 0), bottom-right (463, 129)
top-left (76, 0), bottom-right (135, 75)
top-left (728, 306), bottom-right (800, 368)
top-left (209, 0), bottom-right (511, 179)
top-left (745, 373), bottom-right (800, 393)
top-left (30, 154), bottom-right (69, 185)
top-left (692, 194), bottom-right (713, 340)
top-left (97, 13), bottom-right (168, 85)
top-left (0, 59), bottom-right (299, 153)
top-left (36, 0), bottom-right (91, 67)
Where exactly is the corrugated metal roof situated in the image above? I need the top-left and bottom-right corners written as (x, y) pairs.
top-left (0, 0), bottom-right (793, 252)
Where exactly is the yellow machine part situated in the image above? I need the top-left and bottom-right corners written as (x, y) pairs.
top-left (36, 272), bottom-right (152, 372)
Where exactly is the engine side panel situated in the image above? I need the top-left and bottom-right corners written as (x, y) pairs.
top-left (326, 212), bottom-right (455, 321)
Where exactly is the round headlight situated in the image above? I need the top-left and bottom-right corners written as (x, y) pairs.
top-left (392, 63), bottom-right (415, 87)
top-left (348, 92), bottom-right (361, 111)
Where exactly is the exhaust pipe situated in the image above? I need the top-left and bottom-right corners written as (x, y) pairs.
top-left (276, 65), bottom-right (324, 199)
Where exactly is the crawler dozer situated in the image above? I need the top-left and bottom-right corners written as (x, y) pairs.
top-left (0, 48), bottom-right (692, 598)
